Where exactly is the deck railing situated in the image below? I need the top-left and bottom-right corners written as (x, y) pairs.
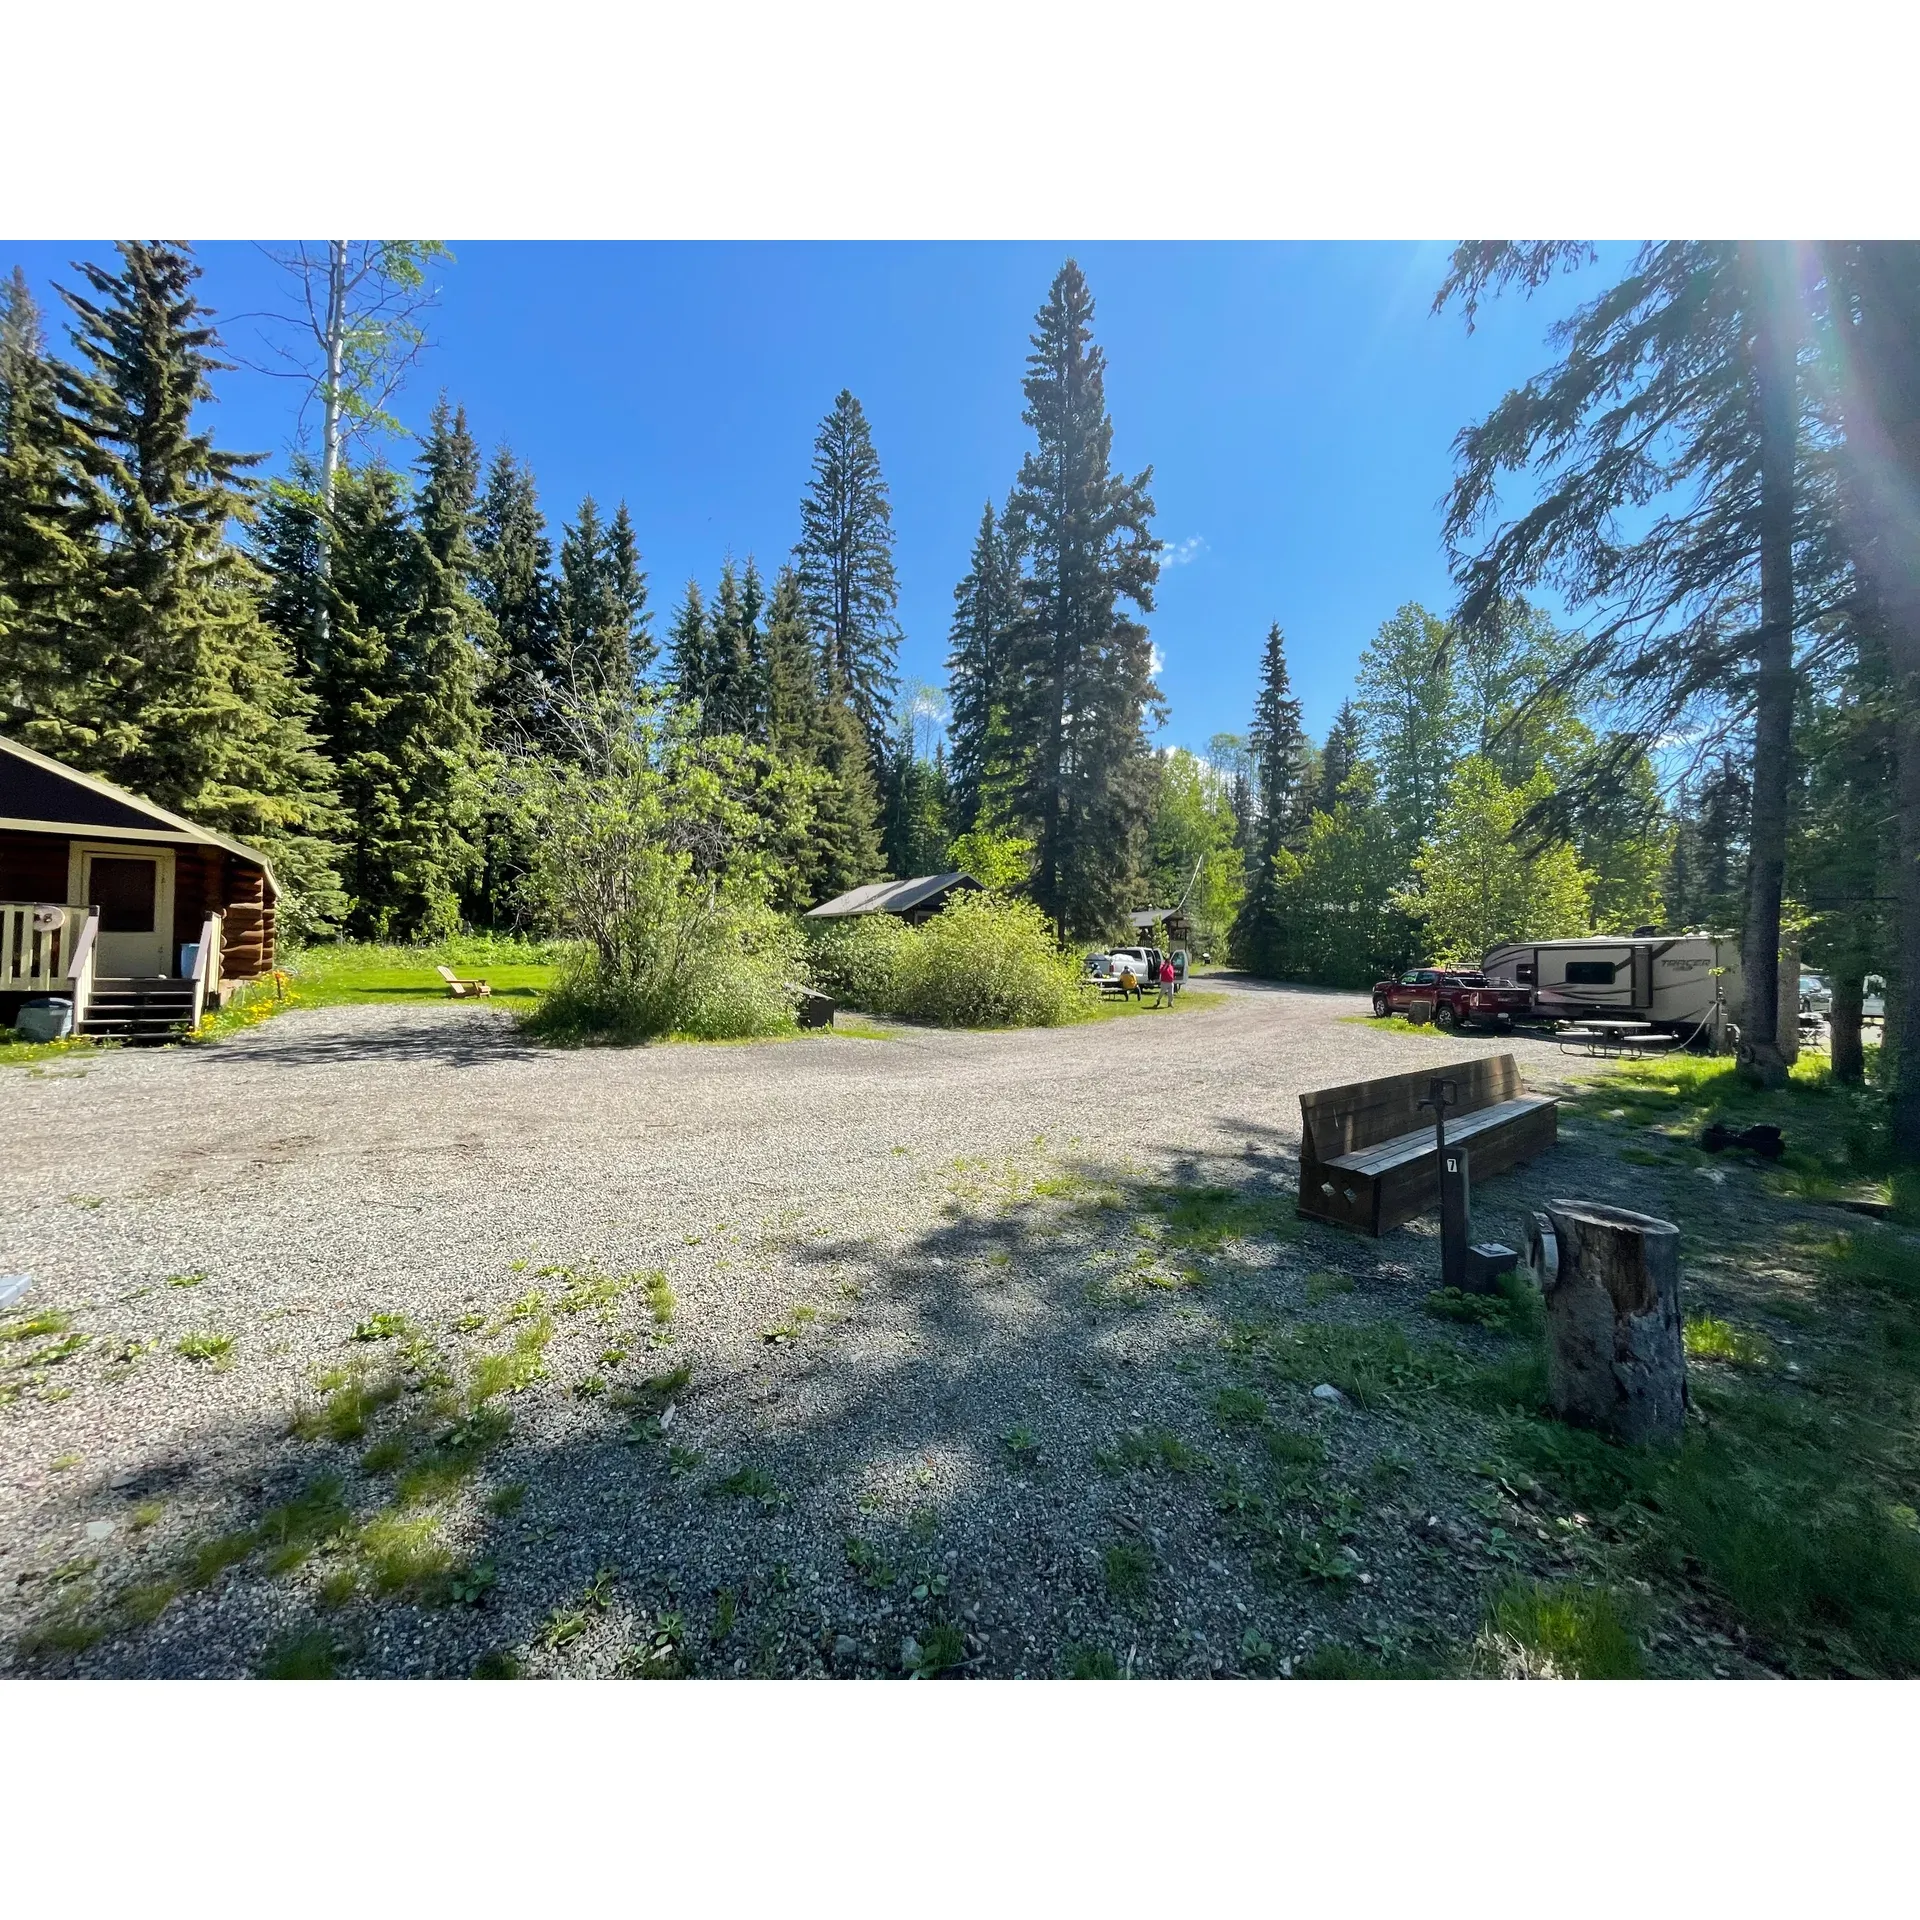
top-left (66, 908), bottom-right (99, 1031)
top-left (1, 901), bottom-right (80, 994)
top-left (189, 911), bottom-right (224, 1027)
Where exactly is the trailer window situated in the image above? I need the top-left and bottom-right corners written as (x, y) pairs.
top-left (1516, 965), bottom-right (1535, 984)
top-left (1565, 960), bottom-right (1619, 985)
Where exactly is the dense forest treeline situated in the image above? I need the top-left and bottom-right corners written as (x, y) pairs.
top-left (5, 241), bottom-right (1920, 1144)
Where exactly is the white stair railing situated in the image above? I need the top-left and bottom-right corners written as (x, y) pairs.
top-left (0, 902), bottom-right (79, 993)
top-left (66, 908), bottom-right (99, 1033)
top-left (189, 911), bottom-right (223, 1027)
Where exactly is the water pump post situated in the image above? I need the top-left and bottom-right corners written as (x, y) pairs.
top-left (1418, 1078), bottom-right (1469, 1291)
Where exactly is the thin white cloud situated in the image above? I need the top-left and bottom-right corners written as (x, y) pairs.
top-left (1161, 535), bottom-right (1206, 568)
top-left (1149, 644), bottom-right (1166, 676)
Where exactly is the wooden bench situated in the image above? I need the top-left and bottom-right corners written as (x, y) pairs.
top-left (1297, 1053), bottom-right (1558, 1236)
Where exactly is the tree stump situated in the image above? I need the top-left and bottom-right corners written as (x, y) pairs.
top-left (1526, 1200), bottom-right (1686, 1443)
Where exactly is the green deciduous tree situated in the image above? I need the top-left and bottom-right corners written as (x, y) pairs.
top-left (1263, 763), bottom-right (1415, 986)
top-left (1402, 756), bottom-right (1592, 965)
top-left (1003, 260), bottom-right (1162, 939)
top-left (1354, 602), bottom-right (1459, 863)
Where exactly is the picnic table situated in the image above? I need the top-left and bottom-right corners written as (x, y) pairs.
top-left (1555, 1020), bottom-right (1679, 1059)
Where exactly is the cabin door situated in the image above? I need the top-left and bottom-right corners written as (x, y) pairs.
top-left (74, 845), bottom-right (175, 977)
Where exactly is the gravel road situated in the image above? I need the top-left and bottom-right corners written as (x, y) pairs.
top-left (1, 979), bottom-right (1587, 1678)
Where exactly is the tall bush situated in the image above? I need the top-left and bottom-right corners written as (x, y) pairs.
top-left (804, 914), bottom-right (911, 1013)
top-left (890, 891), bottom-right (1077, 1028)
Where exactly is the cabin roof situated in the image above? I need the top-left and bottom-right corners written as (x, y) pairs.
top-left (0, 733), bottom-right (279, 895)
top-left (806, 872), bottom-right (981, 919)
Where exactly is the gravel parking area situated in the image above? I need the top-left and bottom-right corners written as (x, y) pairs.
top-left (2, 979), bottom-right (1618, 1678)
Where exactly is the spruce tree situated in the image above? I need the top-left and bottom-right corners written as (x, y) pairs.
top-left (403, 401), bottom-right (488, 930)
top-left (558, 495), bottom-right (621, 690)
top-left (607, 503), bottom-right (655, 682)
top-left (794, 389), bottom-right (902, 765)
top-left (1003, 261), bottom-right (1162, 939)
top-left (762, 563), bottom-right (821, 759)
top-left (0, 268), bottom-right (88, 752)
top-left (1230, 624), bottom-right (1310, 971)
top-left (473, 444), bottom-right (559, 712)
top-left (668, 579), bottom-right (711, 721)
top-left (880, 710), bottom-right (951, 878)
top-left (47, 242), bottom-right (342, 927)
top-left (702, 558), bottom-right (767, 738)
top-left (945, 496), bottom-right (1023, 832)
top-left (807, 663), bottom-right (886, 898)
top-left (1317, 700), bottom-right (1364, 813)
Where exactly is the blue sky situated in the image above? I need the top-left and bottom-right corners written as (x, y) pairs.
top-left (4, 240), bottom-right (1619, 752)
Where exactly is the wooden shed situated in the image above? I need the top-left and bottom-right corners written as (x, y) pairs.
top-left (1, 733), bottom-right (278, 1040)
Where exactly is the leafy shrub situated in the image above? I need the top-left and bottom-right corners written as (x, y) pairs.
top-left (526, 890), bottom-right (799, 1044)
top-left (804, 913), bottom-right (911, 1012)
top-left (889, 891), bottom-right (1077, 1029)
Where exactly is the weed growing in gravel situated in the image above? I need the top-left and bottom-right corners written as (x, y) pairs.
top-left (713, 1588), bottom-right (737, 1641)
top-left (318, 1566), bottom-right (359, 1609)
top-left (1, 1310), bottom-right (71, 1343)
top-left (256, 1628), bottom-right (342, 1679)
top-left (1141, 1184), bottom-right (1296, 1253)
top-left (17, 1332), bottom-right (91, 1369)
top-left (844, 1536), bottom-right (896, 1590)
top-left (1294, 1642), bottom-right (1442, 1679)
top-left (1684, 1315), bottom-right (1774, 1368)
top-left (360, 1434), bottom-right (411, 1474)
top-left (1103, 1539), bottom-right (1153, 1603)
top-left (119, 1578), bottom-right (180, 1626)
top-left (449, 1562), bottom-right (498, 1607)
top-left (185, 1530), bottom-right (255, 1589)
top-left (1304, 1270), bottom-right (1355, 1303)
top-left (255, 1476), bottom-right (351, 1576)
top-left (352, 1313), bottom-right (410, 1342)
top-left (470, 1316), bottom-right (553, 1403)
top-left (542, 1569), bottom-right (617, 1649)
top-left (912, 1620), bottom-right (967, 1677)
top-left (1482, 1581), bottom-right (1643, 1679)
top-left (359, 1511), bottom-right (454, 1596)
top-left (129, 1501), bottom-right (165, 1531)
top-left (573, 1375), bottom-right (608, 1400)
top-left (485, 1482), bottom-right (527, 1516)
top-left (165, 1272), bottom-right (206, 1290)
top-left (1211, 1386), bottom-right (1268, 1427)
top-left (1001, 1424), bottom-right (1039, 1462)
top-left (550, 1267), bottom-right (636, 1318)
top-left (174, 1332), bottom-right (234, 1365)
top-left (394, 1405), bottom-right (511, 1505)
top-left (622, 1611), bottom-right (693, 1678)
top-left (1098, 1427), bottom-right (1206, 1476)
top-left (709, 1464), bottom-right (783, 1508)
top-left (294, 1366), bottom-right (405, 1443)
top-left (473, 1649), bottom-right (523, 1678)
top-left (1063, 1644), bottom-right (1121, 1678)
top-left (16, 1608), bottom-right (107, 1658)
top-left (449, 1311), bottom-right (487, 1333)
top-left (645, 1272), bottom-right (676, 1329)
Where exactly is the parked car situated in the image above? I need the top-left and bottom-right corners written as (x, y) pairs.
top-left (1370, 966), bottom-right (1531, 1032)
top-left (1800, 974), bottom-right (1832, 1017)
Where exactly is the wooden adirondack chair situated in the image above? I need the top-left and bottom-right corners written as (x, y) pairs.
top-left (436, 964), bottom-right (491, 999)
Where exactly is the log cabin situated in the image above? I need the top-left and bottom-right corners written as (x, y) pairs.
top-left (1, 732), bottom-right (278, 1041)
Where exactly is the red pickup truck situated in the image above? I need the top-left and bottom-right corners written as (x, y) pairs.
top-left (1370, 967), bottom-right (1531, 1032)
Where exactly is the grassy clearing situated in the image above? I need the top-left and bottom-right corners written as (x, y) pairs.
top-left (1067, 988), bottom-right (1229, 1025)
top-left (282, 937), bottom-right (563, 1008)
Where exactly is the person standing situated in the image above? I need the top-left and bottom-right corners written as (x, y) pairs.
top-left (1157, 954), bottom-right (1176, 1007)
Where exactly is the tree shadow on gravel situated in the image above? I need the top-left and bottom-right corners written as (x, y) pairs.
top-left (177, 1013), bottom-right (546, 1073)
top-left (9, 1144), bottom-right (1564, 1683)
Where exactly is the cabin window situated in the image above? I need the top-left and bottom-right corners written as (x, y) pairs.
top-left (1565, 960), bottom-right (1619, 985)
top-left (87, 857), bottom-right (158, 933)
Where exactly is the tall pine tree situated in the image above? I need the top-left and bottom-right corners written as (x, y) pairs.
top-left (668, 578), bottom-right (712, 721)
top-left (1003, 260), bottom-right (1162, 938)
top-left (47, 243), bottom-right (342, 928)
top-left (794, 389), bottom-right (902, 766)
top-left (0, 268), bottom-right (88, 750)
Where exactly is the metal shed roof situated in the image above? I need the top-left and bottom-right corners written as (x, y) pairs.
top-left (805, 872), bottom-right (980, 919)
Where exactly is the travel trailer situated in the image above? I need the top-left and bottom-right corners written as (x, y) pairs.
top-left (1479, 934), bottom-right (1742, 1039)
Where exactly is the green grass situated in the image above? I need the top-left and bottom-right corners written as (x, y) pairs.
top-left (1684, 1315), bottom-right (1775, 1368)
top-left (1211, 1385), bottom-right (1270, 1427)
top-left (1486, 1581), bottom-right (1644, 1679)
top-left (1294, 1643), bottom-right (1442, 1679)
top-left (256, 1628), bottom-right (343, 1679)
top-left (1103, 1538), bottom-right (1154, 1603)
top-left (470, 1316), bottom-right (553, 1402)
top-left (174, 1331), bottom-right (234, 1364)
top-left (165, 1271), bottom-right (206, 1290)
top-left (1138, 1182), bottom-right (1296, 1252)
top-left (1062, 1643), bottom-right (1122, 1678)
top-left (281, 936), bottom-right (563, 1008)
top-left (359, 1510), bottom-right (455, 1596)
top-left (2, 1310), bottom-right (71, 1343)
top-left (709, 1464), bottom-right (781, 1505)
top-left (913, 1620), bottom-right (968, 1677)
top-left (1068, 987), bottom-right (1228, 1025)
top-left (351, 1312), bottom-right (410, 1342)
